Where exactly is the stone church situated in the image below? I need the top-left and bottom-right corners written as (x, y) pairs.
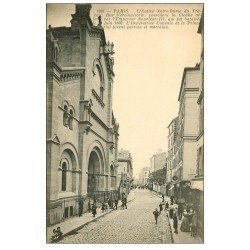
top-left (46, 4), bottom-right (119, 225)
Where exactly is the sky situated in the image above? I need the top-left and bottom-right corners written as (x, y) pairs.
top-left (47, 3), bottom-right (202, 178)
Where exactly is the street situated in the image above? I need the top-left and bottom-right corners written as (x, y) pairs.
top-left (59, 190), bottom-right (172, 244)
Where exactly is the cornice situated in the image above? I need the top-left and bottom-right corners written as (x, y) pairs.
top-left (92, 89), bottom-right (105, 108)
top-left (60, 69), bottom-right (84, 82)
top-left (90, 111), bottom-right (109, 130)
top-left (183, 135), bottom-right (197, 142)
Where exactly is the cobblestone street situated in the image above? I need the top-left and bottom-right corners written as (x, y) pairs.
top-left (59, 190), bottom-right (172, 244)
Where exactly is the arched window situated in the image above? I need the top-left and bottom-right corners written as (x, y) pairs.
top-left (61, 162), bottom-right (67, 191)
top-left (54, 47), bottom-right (58, 62)
top-left (110, 165), bottom-right (115, 176)
top-left (68, 109), bottom-right (74, 130)
top-left (63, 105), bottom-right (69, 127)
top-left (100, 86), bottom-right (104, 101)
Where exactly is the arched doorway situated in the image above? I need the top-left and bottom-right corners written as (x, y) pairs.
top-left (87, 147), bottom-right (104, 197)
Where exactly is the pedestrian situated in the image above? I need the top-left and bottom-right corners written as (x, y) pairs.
top-left (170, 195), bottom-right (174, 203)
top-left (111, 199), bottom-right (114, 209)
top-left (101, 202), bottom-right (105, 213)
top-left (92, 203), bottom-right (97, 217)
top-left (159, 202), bottom-right (163, 213)
top-left (55, 227), bottom-right (63, 240)
top-left (153, 208), bottom-right (160, 224)
top-left (88, 200), bottom-right (91, 213)
top-left (186, 203), bottom-right (191, 213)
top-left (114, 199), bottom-right (118, 210)
top-left (173, 212), bottom-right (178, 234)
top-left (51, 229), bottom-right (58, 242)
top-left (169, 202), bottom-right (174, 219)
top-left (165, 201), bottom-right (169, 210)
top-left (122, 197), bottom-right (127, 209)
top-left (180, 212), bottom-right (190, 232)
top-left (78, 198), bottom-right (83, 217)
top-left (178, 203), bottom-right (183, 220)
top-left (190, 210), bottom-right (198, 237)
top-left (162, 194), bottom-right (164, 202)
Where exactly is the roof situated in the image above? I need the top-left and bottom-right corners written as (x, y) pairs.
top-left (167, 117), bottom-right (178, 128)
top-left (177, 66), bottom-right (200, 101)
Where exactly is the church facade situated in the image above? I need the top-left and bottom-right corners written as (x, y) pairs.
top-left (46, 4), bottom-right (119, 226)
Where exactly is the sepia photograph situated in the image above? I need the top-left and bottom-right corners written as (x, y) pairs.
top-left (46, 2), bottom-right (204, 244)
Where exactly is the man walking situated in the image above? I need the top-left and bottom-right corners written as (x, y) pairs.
top-left (153, 208), bottom-right (160, 224)
top-left (122, 196), bottom-right (127, 209)
top-left (92, 203), bottom-right (97, 218)
top-left (88, 200), bottom-right (91, 213)
top-left (173, 211), bottom-right (178, 234)
top-left (178, 203), bottom-right (183, 220)
top-left (159, 202), bottom-right (163, 213)
top-left (114, 199), bottom-right (118, 210)
top-left (78, 197), bottom-right (83, 217)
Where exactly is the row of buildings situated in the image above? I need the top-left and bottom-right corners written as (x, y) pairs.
top-left (166, 10), bottom-right (204, 239)
top-left (46, 4), bottom-right (133, 226)
top-left (138, 150), bottom-right (166, 192)
top-left (138, 9), bottom-right (204, 239)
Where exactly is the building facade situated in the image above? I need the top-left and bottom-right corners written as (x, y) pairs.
top-left (117, 149), bottom-right (133, 197)
top-left (46, 4), bottom-right (119, 226)
top-left (170, 66), bottom-right (200, 200)
top-left (166, 117), bottom-right (178, 195)
top-left (138, 167), bottom-right (150, 186)
top-left (149, 151), bottom-right (166, 173)
top-left (191, 10), bottom-right (204, 240)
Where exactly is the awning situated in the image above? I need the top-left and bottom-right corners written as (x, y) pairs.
top-left (191, 180), bottom-right (203, 191)
top-left (169, 186), bottom-right (174, 191)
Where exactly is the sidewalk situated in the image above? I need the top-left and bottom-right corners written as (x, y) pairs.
top-left (47, 190), bottom-right (135, 243)
top-left (151, 191), bottom-right (203, 244)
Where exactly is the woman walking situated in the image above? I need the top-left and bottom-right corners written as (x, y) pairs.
top-left (180, 212), bottom-right (190, 232)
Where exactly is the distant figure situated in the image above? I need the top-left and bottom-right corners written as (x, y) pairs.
top-left (51, 229), bottom-right (59, 242)
top-left (78, 198), bottom-right (83, 217)
top-left (111, 199), bottom-right (114, 209)
top-left (105, 203), bottom-right (109, 212)
top-left (101, 203), bottom-right (105, 213)
top-left (165, 201), bottom-right (169, 210)
top-left (169, 203), bottom-right (174, 219)
top-left (114, 199), bottom-right (118, 210)
top-left (190, 210), bottom-right (198, 237)
top-left (178, 203), bottom-right (184, 220)
top-left (162, 194), bottom-right (165, 202)
top-left (88, 200), bottom-right (91, 213)
top-left (170, 195), bottom-right (174, 203)
top-left (173, 212), bottom-right (178, 234)
top-left (122, 197), bottom-right (127, 209)
top-left (92, 203), bottom-right (97, 218)
top-left (186, 204), bottom-right (191, 213)
top-left (153, 208), bottom-right (160, 224)
top-left (159, 203), bottom-right (163, 213)
top-left (180, 212), bottom-right (190, 232)
top-left (108, 198), bottom-right (112, 209)
top-left (56, 227), bottom-right (63, 240)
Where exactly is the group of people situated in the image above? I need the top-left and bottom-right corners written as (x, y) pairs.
top-left (86, 195), bottom-right (128, 217)
top-left (153, 195), bottom-right (199, 237)
top-left (180, 206), bottom-right (198, 237)
top-left (51, 227), bottom-right (63, 242)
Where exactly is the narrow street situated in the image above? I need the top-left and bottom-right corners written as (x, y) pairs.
top-left (59, 190), bottom-right (172, 244)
